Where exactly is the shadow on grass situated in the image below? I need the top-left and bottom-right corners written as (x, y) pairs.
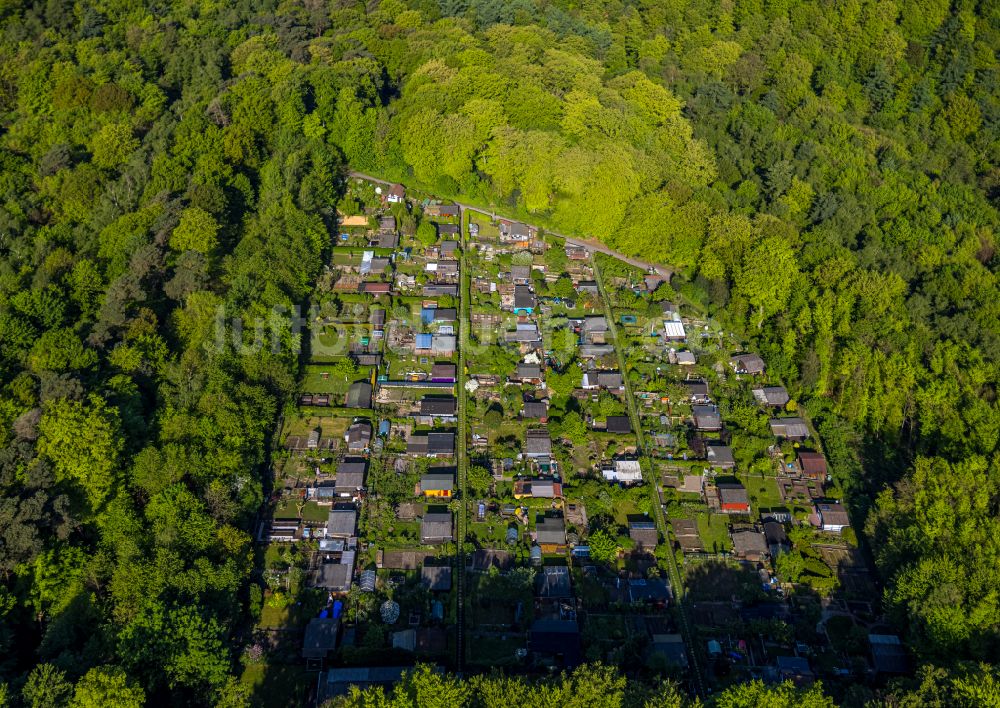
top-left (684, 560), bottom-right (764, 602)
top-left (243, 663), bottom-right (314, 708)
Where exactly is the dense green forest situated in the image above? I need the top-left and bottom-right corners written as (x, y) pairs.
top-left (321, 662), bottom-right (1000, 707)
top-left (0, 0), bottom-right (996, 704)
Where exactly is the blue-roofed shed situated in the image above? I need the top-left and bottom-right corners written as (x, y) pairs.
top-left (415, 333), bottom-right (433, 349)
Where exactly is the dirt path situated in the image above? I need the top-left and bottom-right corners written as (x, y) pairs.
top-left (346, 170), bottom-right (673, 280)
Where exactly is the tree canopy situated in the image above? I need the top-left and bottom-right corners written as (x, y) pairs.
top-left (0, 0), bottom-right (996, 700)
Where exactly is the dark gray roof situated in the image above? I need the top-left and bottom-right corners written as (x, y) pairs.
top-left (529, 619), bottom-right (581, 665)
top-left (597, 371), bottom-right (623, 387)
top-left (420, 472), bottom-right (454, 491)
top-left (629, 520), bottom-right (659, 547)
top-left (420, 396), bottom-right (456, 415)
top-left (408, 432), bottom-right (455, 455)
top-left (684, 379), bottom-right (710, 398)
top-left (428, 431), bottom-right (455, 454)
top-left (431, 308), bottom-right (457, 322)
top-left (769, 417), bottom-right (810, 439)
top-left (776, 655), bottom-right (813, 677)
top-left (326, 509), bottom-right (357, 537)
top-left (338, 459), bottom-right (368, 475)
top-left (335, 469), bottom-right (365, 491)
top-left (525, 429), bottom-right (552, 455)
top-left (345, 381), bottom-right (373, 409)
top-left (505, 325), bottom-right (541, 342)
top-left (753, 386), bottom-right (789, 406)
top-left (514, 285), bottom-right (535, 308)
top-left (869, 634), bottom-right (909, 674)
top-left (706, 444), bottom-right (735, 467)
top-left (302, 617), bottom-right (340, 659)
top-left (522, 478), bottom-right (560, 497)
top-left (675, 351), bottom-right (696, 365)
top-left (407, 435), bottom-right (428, 454)
top-left (421, 565), bottom-right (452, 591)
top-left (421, 512), bottom-right (453, 542)
top-left (376, 232), bottom-right (398, 248)
top-left (628, 578), bottom-right (670, 603)
top-left (505, 221), bottom-right (530, 238)
top-left (536, 515), bottom-right (566, 544)
top-left (693, 405), bottom-right (722, 430)
top-left (732, 529), bottom-right (768, 556)
top-left (516, 363), bottom-right (542, 379)
top-left (312, 563), bottom-right (353, 591)
top-left (817, 502), bottom-right (850, 527)
top-left (718, 483), bottom-right (748, 505)
top-left (423, 283), bottom-right (459, 296)
top-left (650, 634), bottom-right (687, 667)
top-left (763, 520), bottom-right (788, 546)
top-left (346, 421), bottom-right (372, 447)
top-left (522, 401), bottom-right (548, 418)
top-left (606, 415), bottom-right (631, 433)
top-left (321, 667), bottom-right (413, 699)
top-left (582, 315), bottom-right (607, 333)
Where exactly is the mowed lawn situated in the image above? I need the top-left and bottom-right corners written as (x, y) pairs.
top-left (311, 324), bottom-right (373, 361)
top-left (468, 211), bottom-right (500, 239)
top-left (696, 511), bottom-right (732, 553)
top-left (283, 415), bottom-right (350, 439)
top-left (385, 351), bottom-right (440, 378)
top-left (744, 474), bottom-right (783, 511)
top-left (468, 519), bottom-right (509, 545)
top-left (301, 364), bottom-right (357, 396)
top-left (301, 501), bottom-right (330, 523)
top-left (611, 498), bottom-right (640, 527)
